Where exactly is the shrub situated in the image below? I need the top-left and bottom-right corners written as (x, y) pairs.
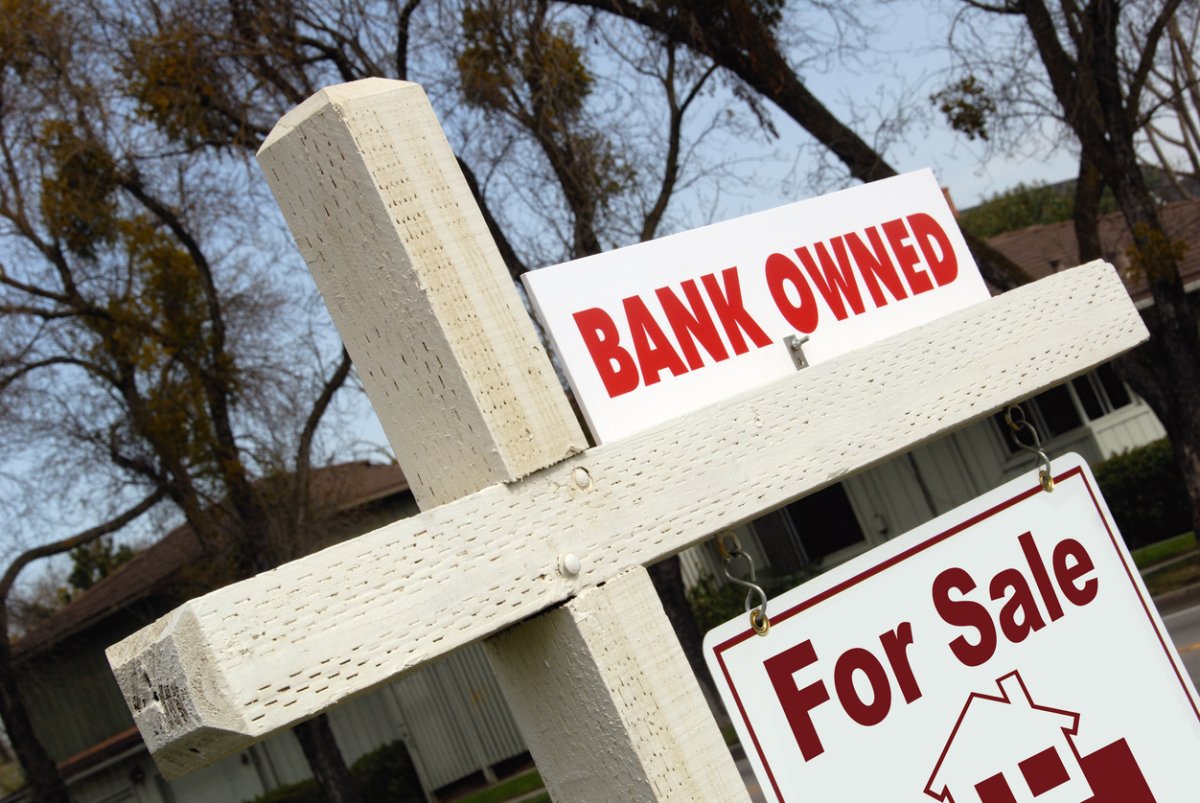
top-left (1093, 439), bottom-right (1191, 548)
top-left (245, 740), bottom-right (421, 803)
top-left (246, 778), bottom-right (319, 803)
top-left (686, 567), bottom-right (817, 633)
top-left (686, 573), bottom-right (749, 633)
top-left (353, 739), bottom-right (423, 802)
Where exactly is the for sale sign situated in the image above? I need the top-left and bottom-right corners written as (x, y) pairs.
top-left (522, 170), bottom-right (989, 443)
top-left (705, 453), bottom-right (1200, 803)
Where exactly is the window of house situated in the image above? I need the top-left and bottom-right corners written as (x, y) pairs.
top-left (1071, 375), bottom-right (1104, 420)
top-left (1032, 384), bottom-right (1081, 436)
top-left (1096, 363), bottom-right (1131, 408)
top-left (751, 509), bottom-right (810, 577)
top-left (750, 484), bottom-right (867, 573)
top-left (780, 484), bottom-right (865, 564)
top-left (994, 367), bottom-right (1135, 452)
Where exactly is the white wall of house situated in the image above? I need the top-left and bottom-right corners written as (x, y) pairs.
top-left (55, 642), bottom-right (527, 803)
top-left (681, 367), bottom-right (1165, 591)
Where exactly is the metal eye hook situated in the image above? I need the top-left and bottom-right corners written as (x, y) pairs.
top-left (1004, 406), bottom-right (1055, 492)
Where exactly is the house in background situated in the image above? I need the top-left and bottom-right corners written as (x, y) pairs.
top-left (6, 462), bottom-right (530, 803)
top-left (678, 197), bottom-right (1199, 588)
top-left (8, 200), bottom-right (1197, 803)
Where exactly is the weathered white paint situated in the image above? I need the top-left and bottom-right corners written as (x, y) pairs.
top-left (107, 258), bottom-right (1146, 777)
top-left (485, 567), bottom-right (750, 802)
top-left (257, 78), bottom-right (586, 508)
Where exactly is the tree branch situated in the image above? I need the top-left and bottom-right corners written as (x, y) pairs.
top-left (457, 156), bottom-right (529, 278)
top-left (118, 173), bottom-right (255, 526)
top-left (0, 488), bottom-right (165, 607)
top-left (641, 51), bottom-right (716, 242)
top-left (394, 0), bottom-right (423, 80)
top-left (1127, 0), bottom-right (1185, 112)
top-left (961, 0), bottom-right (1022, 13)
top-left (1017, 0), bottom-right (1108, 163)
top-left (0, 356), bottom-right (116, 394)
top-left (293, 346), bottom-right (353, 530)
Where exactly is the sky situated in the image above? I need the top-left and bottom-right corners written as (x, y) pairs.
top-left (876, 1), bottom-right (1079, 207)
top-left (755, 0), bottom-right (1080, 211)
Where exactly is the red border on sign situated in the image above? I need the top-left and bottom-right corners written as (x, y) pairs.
top-left (711, 465), bottom-right (1200, 803)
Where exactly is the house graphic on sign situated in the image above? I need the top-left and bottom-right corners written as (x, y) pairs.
top-left (925, 671), bottom-right (1157, 803)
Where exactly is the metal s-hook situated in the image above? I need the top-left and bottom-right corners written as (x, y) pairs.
top-left (714, 533), bottom-right (771, 636)
top-left (1004, 405), bottom-right (1055, 492)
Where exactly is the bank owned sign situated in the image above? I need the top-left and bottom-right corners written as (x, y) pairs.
top-left (523, 170), bottom-right (988, 442)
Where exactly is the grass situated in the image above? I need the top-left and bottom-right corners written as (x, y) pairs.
top-left (1131, 531), bottom-right (1200, 597)
top-left (454, 769), bottom-right (544, 803)
top-left (1131, 532), bottom-right (1197, 570)
top-left (1144, 559), bottom-right (1200, 597)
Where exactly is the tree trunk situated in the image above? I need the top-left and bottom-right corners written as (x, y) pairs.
top-left (292, 714), bottom-right (363, 803)
top-left (1084, 0), bottom-right (1200, 547)
top-left (1113, 335), bottom-right (1200, 541)
top-left (0, 640), bottom-right (70, 803)
top-left (1073, 155), bottom-right (1105, 262)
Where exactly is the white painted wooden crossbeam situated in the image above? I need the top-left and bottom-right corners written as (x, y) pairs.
top-left (107, 260), bottom-right (1145, 777)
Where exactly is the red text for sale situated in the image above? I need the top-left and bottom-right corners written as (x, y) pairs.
top-left (764, 530), bottom-right (1099, 762)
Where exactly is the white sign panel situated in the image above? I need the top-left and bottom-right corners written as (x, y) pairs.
top-left (705, 453), bottom-right (1200, 803)
top-left (523, 170), bottom-right (988, 443)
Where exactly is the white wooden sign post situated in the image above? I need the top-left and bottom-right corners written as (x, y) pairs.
top-left (106, 79), bottom-right (1150, 802)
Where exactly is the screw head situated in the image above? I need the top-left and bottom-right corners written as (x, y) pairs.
top-left (572, 466), bottom-right (592, 490)
top-left (559, 554), bottom-right (582, 577)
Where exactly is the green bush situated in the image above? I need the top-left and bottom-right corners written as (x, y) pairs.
top-left (687, 568), bottom-right (817, 633)
top-left (245, 740), bottom-right (421, 803)
top-left (1093, 439), bottom-right (1191, 548)
top-left (246, 779), bottom-right (319, 803)
top-left (352, 738), bottom-right (423, 802)
top-left (686, 573), bottom-right (750, 633)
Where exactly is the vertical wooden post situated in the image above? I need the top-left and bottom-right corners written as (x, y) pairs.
top-left (487, 567), bottom-right (750, 801)
top-left (257, 78), bottom-right (748, 801)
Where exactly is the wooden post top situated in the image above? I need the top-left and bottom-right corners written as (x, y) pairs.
top-left (258, 79), bottom-right (585, 508)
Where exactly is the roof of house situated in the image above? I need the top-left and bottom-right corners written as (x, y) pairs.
top-left (987, 198), bottom-right (1200, 301)
top-left (13, 461), bottom-right (409, 660)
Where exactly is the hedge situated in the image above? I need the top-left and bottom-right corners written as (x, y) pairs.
top-left (1093, 439), bottom-right (1191, 548)
top-left (245, 739), bottom-right (422, 803)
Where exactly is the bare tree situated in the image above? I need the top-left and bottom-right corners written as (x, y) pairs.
top-left (562, 0), bottom-right (1199, 552)
top-left (556, 0), bottom-right (1036, 289)
top-left (0, 1), bottom-right (365, 799)
top-left (941, 0), bottom-right (1200, 550)
top-left (1140, 6), bottom-right (1200, 198)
